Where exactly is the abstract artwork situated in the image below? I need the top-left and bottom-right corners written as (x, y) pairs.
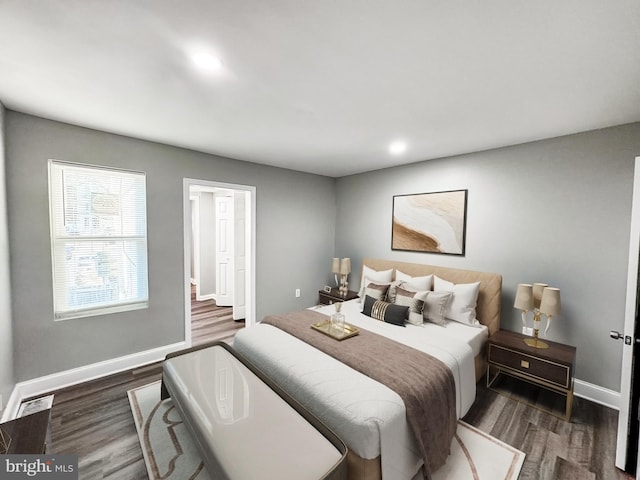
top-left (392, 190), bottom-right (467, 255)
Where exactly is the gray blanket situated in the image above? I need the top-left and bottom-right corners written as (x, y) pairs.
top-left (262, 309), bottom-right (456, 479)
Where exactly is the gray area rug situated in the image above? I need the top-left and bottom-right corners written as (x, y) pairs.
top-left (128, 381), bottom-right (524, 480)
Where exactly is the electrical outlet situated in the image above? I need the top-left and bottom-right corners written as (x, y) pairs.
top-left (295, 288), bottom-right (301, 298)
top-left (522, 326), bottom-right (533, 336)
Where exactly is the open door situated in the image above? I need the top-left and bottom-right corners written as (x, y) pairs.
top-left (215, 194), bottom-right (233, 307)
top-left (183, 178), bottom-right (257, 347)
top-left (617, 156), bottom-right (640, 473)
top-left (233, 191), bottom-right (247, 320)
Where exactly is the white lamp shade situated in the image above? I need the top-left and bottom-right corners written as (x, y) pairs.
top-left (540, 287), bottom-right (561, 316)
top-left (532, 283), bottom-right (548, 309)
top-left (332, 257), bottom-right (340, 274)
top-left (339, 257), bottom-right (351, 275)
top-left (514, 284), bottom-right (534, 310)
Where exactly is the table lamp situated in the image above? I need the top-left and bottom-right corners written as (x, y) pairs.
top-left (339, 257), bottom-right (351, 297)
top-left (331, 258), bottom-right (340, 287)
top-left (514, 283), bottom-right (561, 349)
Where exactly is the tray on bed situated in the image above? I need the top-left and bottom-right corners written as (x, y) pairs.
top-left (311, 319), bottom-right (360, 341)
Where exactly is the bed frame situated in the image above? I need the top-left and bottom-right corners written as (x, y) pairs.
top-left (362, 258), bottom-right (503, 382)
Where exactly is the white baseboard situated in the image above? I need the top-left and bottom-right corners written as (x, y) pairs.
top-left (1, 341), bottom-right (186, 422)
top-left (2, 389), bottom-right (21, 422)
top-left (196, 293), bottom-right (216, 302)
top-left (1, 357), bottom-right (622, 423)
top-left (574, 378), bottom-right (620, 410)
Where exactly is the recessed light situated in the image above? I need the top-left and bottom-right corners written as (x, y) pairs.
top-left (388, 140), bottom-right (407, 155)
top-left (192, 52), bottom-right (223, 71)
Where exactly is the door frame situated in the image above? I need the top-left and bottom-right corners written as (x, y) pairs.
top-left (183, 178), bottom-right (257, 347)
top-left (617, 156), bottom-right (640, 469)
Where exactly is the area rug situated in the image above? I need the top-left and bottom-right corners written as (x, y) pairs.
top-left (128, 381), bottom-right (524, 480)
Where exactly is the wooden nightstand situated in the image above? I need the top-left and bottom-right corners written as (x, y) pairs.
top-left (0, 409), bottom-right (52, 454)
top-left (318, 288), bottom-right (358, 305)
top-left (487, 330), bottom-right (576, 420)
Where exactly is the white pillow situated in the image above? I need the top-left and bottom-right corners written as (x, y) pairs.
top-left (357, 266), bottom-right (393, 300)
top-left (433, 275), bottom-right (480, 326)
top-left (395, 270), bottom-right (433, 291)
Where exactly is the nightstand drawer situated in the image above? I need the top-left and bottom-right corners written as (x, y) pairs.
top-left (488, 344), bottom-right (571, 389)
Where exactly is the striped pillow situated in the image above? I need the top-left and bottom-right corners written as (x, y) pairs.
top-left (363, 282), bottom-right (390, 302)
top-left (362, 295), bottom-right (408, 326)
top-left (394, 286), bottom-right (427, 325)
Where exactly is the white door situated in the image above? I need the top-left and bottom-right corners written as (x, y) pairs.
top-left (233, 192), bottom-right (246, 320)
top-left (215, 195), bottom-right (234, 307)
top-left (617, 156), bottom-right (640, 471)
top-left (190, 196), bottom-right (200, 292)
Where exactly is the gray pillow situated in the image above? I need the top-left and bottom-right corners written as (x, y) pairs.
top-left (423, 291), bottom-right (453, 326)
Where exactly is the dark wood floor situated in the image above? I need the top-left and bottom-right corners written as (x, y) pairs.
top-left (49, 289), bottom-right (239, 479)
top-left (464, 376), bottom-right (633, 480)
top-left (50, 363), bottom-right (162, 479)
top-left (190, 286), bottom-right (244, 346)
top-left (41, 305), bottom-right (632, 480)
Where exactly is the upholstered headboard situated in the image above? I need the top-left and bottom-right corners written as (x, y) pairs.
top-left (362, 258), bottom-right (502, 337)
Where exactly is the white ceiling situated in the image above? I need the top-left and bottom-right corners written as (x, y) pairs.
top-left (1, 1), bottom-right (639, 177)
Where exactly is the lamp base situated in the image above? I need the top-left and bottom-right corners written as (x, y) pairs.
top-left (523, 338), bottom-right (549, 349)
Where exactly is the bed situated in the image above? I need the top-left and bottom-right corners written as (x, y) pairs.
top-left (233, 258), bottom-right (502, 480)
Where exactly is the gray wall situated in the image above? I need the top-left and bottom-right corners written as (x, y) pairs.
top-left (196, 191), bottom-right (216, 297)
top-left (336, 123), bottom-right (640, 392)
top-left (5, 108), bottom-right (637, 394)
top-left (0, 103), bottom-right (14, 407)
top-left (5, 111), bottom-right (336, 382)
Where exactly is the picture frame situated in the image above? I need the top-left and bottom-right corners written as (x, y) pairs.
top-left (391, 189), bottom-right (467, 255)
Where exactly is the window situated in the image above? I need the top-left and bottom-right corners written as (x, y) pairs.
top-left (48, 160), bottom-right (148, 320)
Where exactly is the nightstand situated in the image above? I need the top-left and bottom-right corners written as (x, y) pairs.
top-left (0, 409), bottom-right (52, 454)
top-left (487, 330), bottom-right (576, 420)
top-left (318, 288), bottom-right (358, 305)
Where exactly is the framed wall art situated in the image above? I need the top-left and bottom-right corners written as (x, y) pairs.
top-left (391, 189), bottom-right (467, 255)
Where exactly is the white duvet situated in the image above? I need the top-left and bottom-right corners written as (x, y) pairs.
top-left (233, 300), bottom-right (478, 480)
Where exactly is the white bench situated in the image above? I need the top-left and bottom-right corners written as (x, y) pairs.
top-left (162, 342), bottom-right (347, 480)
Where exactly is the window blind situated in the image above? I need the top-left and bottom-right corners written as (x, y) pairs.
top-left (49, 160), bottom-right (149, 319)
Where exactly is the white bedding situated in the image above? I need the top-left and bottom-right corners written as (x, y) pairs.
top-left (233, 299), bottom-right (479, 480)
top-left (313, 299), bottom-right (479, 416)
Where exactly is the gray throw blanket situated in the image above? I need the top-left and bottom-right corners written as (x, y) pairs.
top-left (262, 309), bottom-right (456, 479)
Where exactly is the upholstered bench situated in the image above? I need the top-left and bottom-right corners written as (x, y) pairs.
top-left (161, 341), bottom-right (347, 480)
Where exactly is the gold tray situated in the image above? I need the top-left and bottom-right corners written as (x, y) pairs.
top-left (311, 319), bottom-right (359, 341)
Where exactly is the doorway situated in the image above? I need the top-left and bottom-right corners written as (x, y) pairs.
top-left (617, 156), bottom-right (640, 474)
top-left (183, 178), bottom-right (256, 347)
